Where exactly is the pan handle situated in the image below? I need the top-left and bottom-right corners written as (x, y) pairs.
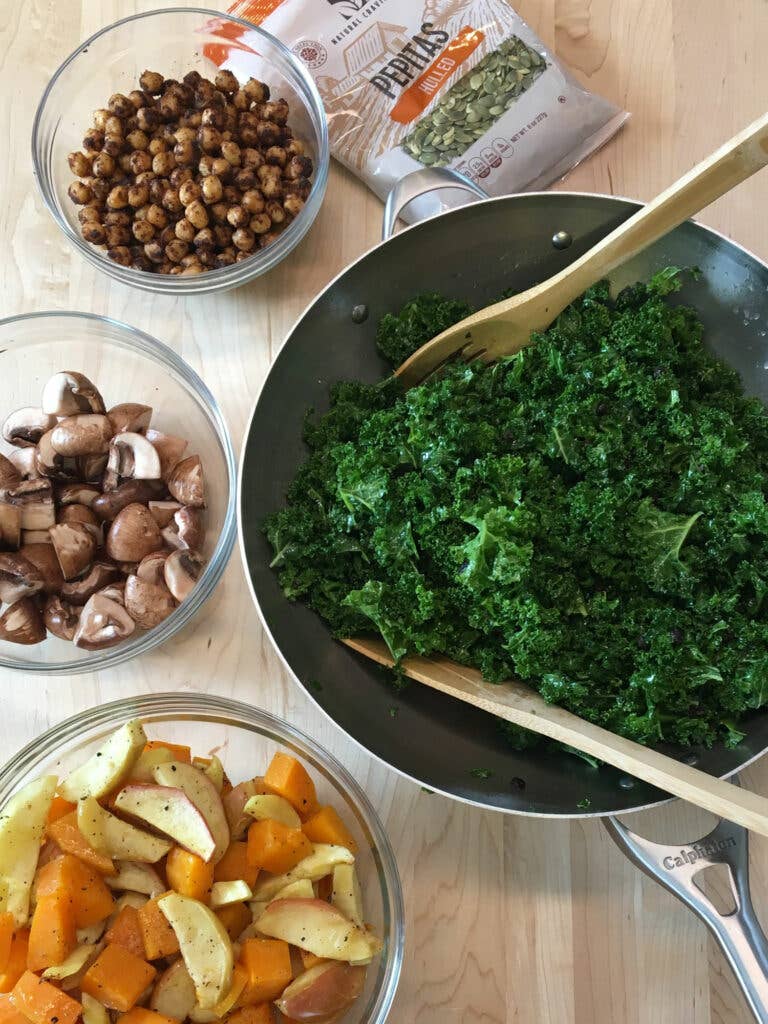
top-left (382, 168), bottom-right (488, 240)
top-left (605, 809), bottom-right (768, 1023)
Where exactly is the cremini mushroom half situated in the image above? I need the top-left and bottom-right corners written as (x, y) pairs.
top-left (0, 504), bottom-right (22, 549)
top-left (92, 479), bottom-right (165, 522)
top-left (61, 561), bottom-right (119, 606)
top-left (41, 371), bottom-right (105, 416)
top-left (51, 414), bottom-right (114, 457)
top-left (0, 453), bottom-right (20, 488)
top-left (0, 552), bottom-right (45, 604)
top-left (74, 593), bottom-right (135, 650)
top-left (107, 403), bottom-right (153, 435)
top-left (20, 543), bottom-right (65, 594)
top-left (125, 574), bottom-right (176, 628)
top-left (43, 595), bottom-right (80, 642)
top-left (164, 549), bottom-right (206, 602)
top-left (146, 429), bottom-right (187, 480)
top-left (162, 506), bottom-right (204, 551)
top-left (167, 455), bottom-right (205, 507)
top-left (0, 598), bottom-right (46, 645)
top-left (2, 408), bottom-right (57, 448)
top-left (1, 480), bottom-right (56, 531)
top-left (107, 432), bottom-right (162, 482)
top-left (106, 503), bottom-right (163, 563)
top-left (50, 522), bottom-right (97, 581)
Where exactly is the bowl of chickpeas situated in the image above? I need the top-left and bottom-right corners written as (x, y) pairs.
top-left (31, 8), bottom-right (330, 294)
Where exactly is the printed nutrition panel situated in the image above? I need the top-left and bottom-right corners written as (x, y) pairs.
top-left (401, 36), bottom-right (547, 166)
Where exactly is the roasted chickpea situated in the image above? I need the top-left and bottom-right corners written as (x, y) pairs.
top-left (78, 204), bottom-right (101, 224)
top-left (159, 225), bottom-right (176, 247)
top-left (181, 110), bottom-right (203, 129)
top-left (89, 178), bottom-right (111, 203)
top-left (181, 264), bottom-right (204, 275)
top-left (179, 180), bottom-right (202, 206)
top-left (83, 128), bottom-right (105, 153)
top-left (81, 222), bottom-right (107, 245)
top-left (134, 170), bottom-right (156, 186)
top-left (226, 205), bottom-right (249, 229)
top-left (148, 137), bottom-right (168, 157)
top-left (105, 223), bottom-right (131, 247)
top-left (92, 109), bottom-right (111, 131)
top-left (198, 155), bottom-right (216, 177)
top-left (139, 69), bottom-right (165, 94)
top-left (185, 200), bottom-right (209, 229)
top-left (265, 146), bottom-right (287, 168)
top-left (210, 202), bottom-right (229, 224)
top-left (285, 154), bottom-right (313, 180)
top-left (209, 157), bottom-right (230, 180)
top-left (165, 239), bottom-right (189, 263)
top-left (232, 226), bottom-right (255, 251)
top-left (285, 139), bottom-right (306, 158)
top-left (232, 168), bottom-right (255, 192)
top-left (212, 224), bottom-right (233, 248)
top-left (148, 178), bottom-right (168, 204)
top-left (129, 150), bottom-right (153, 175)
top-left (173, 140), bottom-right (197, 166)
top-left (132, 219), bottom-right (155, 243)
top-left (222, 185), bottom-right (242, 205)
top-left (180, 253), bottom-right (203, 269)
top-left (183, 70), bottom-right (203, 89)
top-left (239, 124), bottom-right (259, 147)
top-left (258, 230), bottom-right (282, 248)
top-left (201, 106), bottom-right (226, 131)
top-left (104, 115), bottom-right (124, 138)
top-left (125, 129), bottom-right (149, 151)
top-left (194, 80), bottom-right (217, 109)
top-left (102, 134), bottom-right (123, 158)
top-left (104, 211), bottom-right (131, 227)
top-left (198, 126), bottom-right (222, 153)
top-left (200, 175), bottom-right (223, 204)
top-left (137, 106), bottom-right (161, 132)
top-left (107, 246), bottom-right (132, 266)
top-left (193, 226), bottom-right (215, 248)
top-left (262, 99), bottom-right (289, 125)
top-left (244, 77), bottom-right (270, 104)
top-left (68, 180), bottom-right (93, 205)
top-left (68, 151), bottom-right (92, 176)
top-left (108, 93), bottom-right (134, 118)
top-left (145, 204), bottom-right (168, 229)
top-left (159, 92), bottom-right (183, 120)
top-left (106, 185), bottom-right (129, 209)
top-left (127, 183), bottom-right (150, 208)
top-left (241, 188), bottom-right (265, 214)
top-left (256, 120), bottom-right (281, 148)
top-left (152, 151), bottom-right (176, 176)
top-left (250, 212), bottom-right (271, 234)
top-left (129, 89), bottom-right (148, 109)
top-left (158, 188), bottom-right (180, 214)
top-left (144, 240), bottom-right (164, 263)
top-left (284, 176), bottom-right (312, 201)
top-left (216, 250), bottom-right (236, 268)
top-left (174, 217), bottom-right (196, 243)
top-left (215, 69), bottom-right (239, 95)
top-left (241, 147), bottom-right (264, 170)
top-left (232, 90), bottom-right (249, 112)
top-left (220, 140), bottom-right (241, 166)
top-left (266, 199), bottom-right (286, 225)
top-left (117, 154), bottom-right (133, 174)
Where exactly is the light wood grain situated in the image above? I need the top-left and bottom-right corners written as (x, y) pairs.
top-left (398, 111), bottom-right (768, 385)
top-left (1, 1), bottom-right (767, 1021)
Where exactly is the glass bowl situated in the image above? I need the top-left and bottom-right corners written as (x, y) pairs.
top-left (0, 311), bottom-right (237, 673)
top-left (31, 7), bottom-right (330, 295)
top-left (0, 692), bottom-right (404, 1024)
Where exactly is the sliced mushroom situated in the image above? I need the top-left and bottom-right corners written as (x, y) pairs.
top-left (62, 561), bottom-right (119, 606)
top-left (148, 501), bottom-right (182, 528)
top-left (0, 453), bottom-right (21, 488)
top-left (106, 503), bottom-right (163, 563)
top-left (44, 595), bottom-right (80, 642)
top-left (125, 574), bottom-right (177, 628)
top-left (73, 593), bottom-right (135, 650)
top-left (136, 550), bottom-right (167, 586)
top-left (41, 372), bottom-right (105, 416)
top-left (20, 543), bottom-right (65, 594)
top-left (146, 429), bottom-right (188, 480)
top-left (162, 506), bottom-right (204, 551)
top-left (167, 455), bottom-right (205, 508)
top-left (2, 407), bottom-right (57, 448)
top-left (57, 503), bottom-right (102, 545)
top-left (57, 484), bottom-right (101, 507)
top-left (0, 552), bottom-right (45, 604)
top-left (1, 479), bottom-right (55, 531)
top-left (50, 522), bottom-right (96, 581)
top-left (92, 479), bottom-right (166, 522)
top-left (0, 598), bottom-right (46, 645)
top-left (51, 415), bottom-right (113, 457)
top-left (107, 432), bottom-right (162, 481)
top-left (36, 430), bottom-right (79, 482)
top-left (0, 504), bottom-right (22, 550)
top-left (78, 452), bottom-right (109, 483)
top-left (164, 549), bottom-right (205, 602)
top-left (108, 404), bottom-right (152, 435)
top-left (9, 448), bottom-right (41, 480)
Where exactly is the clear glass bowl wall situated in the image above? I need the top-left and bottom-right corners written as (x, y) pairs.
top-left (32, 7), bottom-right (330, 294)
top-left (0, 694), bottom-right (404, 1024)
top-left (0, 312), bottom-right (237, 673)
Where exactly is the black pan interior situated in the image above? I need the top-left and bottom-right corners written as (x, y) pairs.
top-left (240, 193), bottom-right (768, 815)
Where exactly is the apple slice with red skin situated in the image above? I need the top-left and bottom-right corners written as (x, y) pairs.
top-left (114, 783), bottom-right (216, 862)
top-left (153, 761), bottom-right (229, 862)
top-left (276, 961), bottom-right (367, 1022)
top-left (256, 898), bottom-right (375, 963)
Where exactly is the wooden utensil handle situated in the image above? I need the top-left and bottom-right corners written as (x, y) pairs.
top-left (344, 637), bottom-right (768, 838)
top-left (544, 110), bottom-right (768, 312)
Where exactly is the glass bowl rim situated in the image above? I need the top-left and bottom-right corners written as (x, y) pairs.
top-left (0, 309), bottom-right (238, 674)
top-left (0, 691), bottom-right (405, 1024)
top-left (30, 5), bottom-right (331, 296)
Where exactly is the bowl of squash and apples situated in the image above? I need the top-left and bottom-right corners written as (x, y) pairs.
top-left (0, 694), bottom-right (403, 1024)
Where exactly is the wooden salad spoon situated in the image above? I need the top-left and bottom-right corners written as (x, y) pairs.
top-left (344, 637), bottom-right (768, 836)
top-left (396, 110), bottom-right (768, 387)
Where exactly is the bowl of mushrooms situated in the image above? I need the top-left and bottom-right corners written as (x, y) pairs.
top-left (31, 8), bottom-right (329, 294)
top-left (0, 311), bottom-right (237, 672)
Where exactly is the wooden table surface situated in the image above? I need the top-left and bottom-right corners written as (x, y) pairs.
top-left (2, 1), bottom-right (768, 1021)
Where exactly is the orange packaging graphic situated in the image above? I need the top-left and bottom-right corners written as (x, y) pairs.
top-left (212, 0), bottom-right (627, 223)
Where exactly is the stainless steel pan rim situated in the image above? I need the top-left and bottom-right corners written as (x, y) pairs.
top-left (239, 187), bottom-right (768, 820)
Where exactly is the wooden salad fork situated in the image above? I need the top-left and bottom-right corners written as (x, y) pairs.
top-left (396, 110), bottom-right (768, 388)
top-left (343, 637), bottom-right (768, 837)
top-left (347, 112), bottom-right (768, 832)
